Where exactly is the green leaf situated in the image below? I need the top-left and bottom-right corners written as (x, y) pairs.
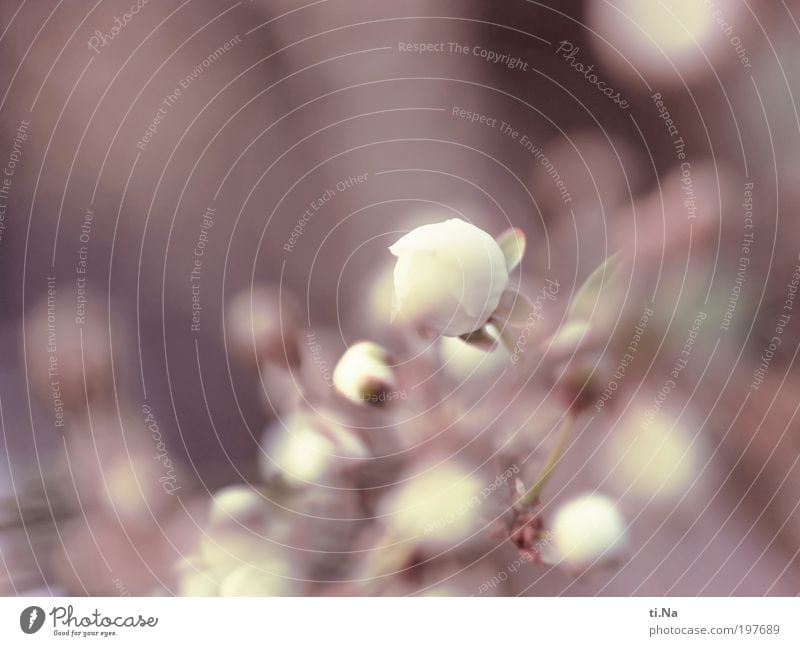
top-left (548, 319), bottom-right (591, 354)
top-left (567, 253), bottom-right (625, 323)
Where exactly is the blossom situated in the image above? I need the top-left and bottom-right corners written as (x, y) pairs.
top-left (607, 404), bottom-right (700, 502)
top-left (208, 485), bottom-right (268, 530)
top-left (259, 411), bottom-right (368, 486)
top-left (389, 218), bottom-right (510, 336)
top-left (380, 461), bottom-right (484, 546)
top-left (332, 341), bottom-right (399, 405)
top-left (546, 493), bottom-right (627, 571)
top-left (178, 528), bottom-right (289, 596)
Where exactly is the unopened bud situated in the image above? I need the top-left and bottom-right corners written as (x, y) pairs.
top-left (332, 341), bottom-right (399, 406)
top-left (608, 404), bottom-right (699, 502)
top-left (389, 218), bottom-right (510, 337)
top-left (208, 485), bottom-right (268, 530)
top-left (546, 493), bottom-right (627, 572)
top-left (381, 461), bottom-right (484, 546)
top-left (259, 411), bottom-right (368, 487)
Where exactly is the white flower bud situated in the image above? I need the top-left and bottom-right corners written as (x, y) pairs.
top-left (389, 218), bottom-right (509, 336)
top-left (259, 411), bottom-right (368, 486)
top-left (332, 341), bottom-right (399, 406)
top-left (608, 405), bottom-right (699, 502)
top-left (179, 542), bottom-right (289, 596)
top-left (547, 493), bottom-right (627, 571)
top-left (208, 485), bottom-right (268, 530)
top-left (381, 461), bottom-right (484, 546)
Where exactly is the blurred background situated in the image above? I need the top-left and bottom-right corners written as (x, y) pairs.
top-left (0, 0), bottom-right (799, 596)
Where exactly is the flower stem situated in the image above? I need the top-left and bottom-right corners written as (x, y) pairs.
top-left (521, 413), bottom-right (575, 506)
top-left (497, 325), bottom-right (518, 359)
